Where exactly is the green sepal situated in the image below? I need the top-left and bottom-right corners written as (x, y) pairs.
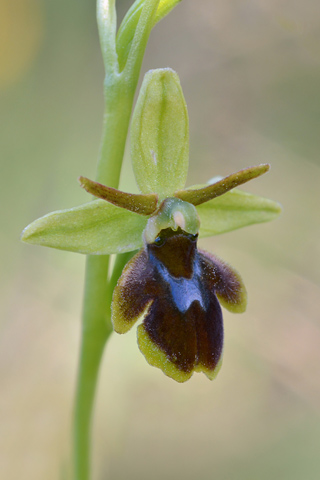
top-left (195, 188), bottom-right (282, 237)
top-left (21, 200), bottom-right (148, 255)
top-left (131, 68), bottom-right (189, 198)
top-left (116, 0), bottom-right (182, 72)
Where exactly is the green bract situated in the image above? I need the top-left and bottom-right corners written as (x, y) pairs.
top-left (116, 0), bottom-right (182, 72)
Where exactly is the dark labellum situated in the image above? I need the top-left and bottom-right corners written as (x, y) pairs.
top-left (112, 228), bottom-right (246, 382)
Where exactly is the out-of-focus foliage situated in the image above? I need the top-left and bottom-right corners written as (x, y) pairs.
top-left (0, 1), bottom-right (319, 479)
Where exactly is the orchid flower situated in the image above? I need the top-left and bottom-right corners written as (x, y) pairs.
top-left (22, 68), bottom-right (281, 382)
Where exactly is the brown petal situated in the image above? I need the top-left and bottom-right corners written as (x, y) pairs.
top-left (174, 164), bottom-right (270, 206)
top-left (79, 176), bottom-right (158, 215)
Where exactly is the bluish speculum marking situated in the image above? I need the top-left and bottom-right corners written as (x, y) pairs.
top-left (149, 236), bottom-right (207, 313)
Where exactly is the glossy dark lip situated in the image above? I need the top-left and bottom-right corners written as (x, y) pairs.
top-left (148, 227), bottom-right (198, 278)
top-left (112, 227), bottom-right (245, 378)
top-left (145, 228), bottom-right (223, 373)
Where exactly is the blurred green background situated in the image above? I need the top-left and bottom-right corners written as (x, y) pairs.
top-left (1, 0), bottom-right (320, 479)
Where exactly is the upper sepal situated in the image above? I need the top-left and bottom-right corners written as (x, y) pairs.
top-left (130, 68), bottom-right (189, 197)
top-left (21, 199), bottom-right (147, 255)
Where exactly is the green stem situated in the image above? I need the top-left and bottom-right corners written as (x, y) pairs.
top-left (73, 255), bottom-right (111, 479)
top-left (73, 82), bottom-right (134, 480)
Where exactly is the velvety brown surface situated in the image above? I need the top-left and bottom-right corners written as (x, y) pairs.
top-left (114, 228), bottom-right (246, 373)
top-left (143, 288), bottom-right (223, 373)
top-left (198, 249), bottom-right (245, 308)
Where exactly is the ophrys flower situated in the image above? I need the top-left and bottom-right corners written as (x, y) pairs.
top-left (22, 68), bottom-right (281, 382)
